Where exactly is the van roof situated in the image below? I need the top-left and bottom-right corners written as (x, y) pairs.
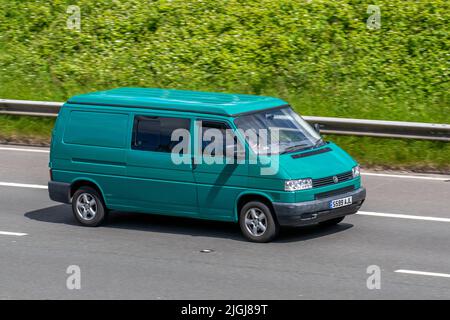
top-left (67, 87), bottom-right (287, 116)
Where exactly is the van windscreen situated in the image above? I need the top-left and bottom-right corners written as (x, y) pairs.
top-left (234, 107), bottom-right (322, 155)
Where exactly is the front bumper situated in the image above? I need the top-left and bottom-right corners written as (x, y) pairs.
top-left (273, 187), bottom-right (366, 227)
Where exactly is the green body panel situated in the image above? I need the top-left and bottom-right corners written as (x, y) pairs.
top-left (68, 87), bottom-right (287, 117)
top-left (245, 143), bottom-right (360, 204)
top-left (51, 105), bottom-right (129, 207)
top-left (279, 143), bottom-right (357, 179)
top-left (50, 88), bottom-right (360, 223)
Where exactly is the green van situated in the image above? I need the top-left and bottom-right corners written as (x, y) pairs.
top-left (48, 88), bottom-right (366, 242)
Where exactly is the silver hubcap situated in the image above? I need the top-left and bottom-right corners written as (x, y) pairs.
top-left (244, 208), bottom-right (267, 237)
top-left (76, 193), bottom-right (97, 221)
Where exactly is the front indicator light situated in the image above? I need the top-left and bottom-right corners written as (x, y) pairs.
top-left (352, 165), bottom-right (360, 178)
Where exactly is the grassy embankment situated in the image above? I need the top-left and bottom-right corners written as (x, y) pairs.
top-left (0, 1), bottom-right (448, 171)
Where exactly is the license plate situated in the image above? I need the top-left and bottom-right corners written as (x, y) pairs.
top-left (329, 196), bottom-right (352, 209)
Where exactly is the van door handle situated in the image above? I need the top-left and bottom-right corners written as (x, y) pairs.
top-left (191, 157), bottom-right (197, 170)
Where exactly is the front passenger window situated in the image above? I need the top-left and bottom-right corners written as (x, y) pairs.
top-left (200, 120), bottom-right (243, 159)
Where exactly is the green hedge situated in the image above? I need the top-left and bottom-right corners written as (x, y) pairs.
top-left (0, 0), bottom-right (449, 123)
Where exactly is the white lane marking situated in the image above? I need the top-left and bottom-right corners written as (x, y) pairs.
top-left (1, 146), bottom-right (449, 181)
top-left (357, 211), bottom-right (450, 223)
top-left (0, 146), bottom-right (49, 153)
top-left (0, 182), bottom-right (47, 189)
top-left (362, 172), bottom-right (448, 181)
top-left (395, 270), bottom-right (450, 278)
top-left (0, 231), bottom-right (28, 237)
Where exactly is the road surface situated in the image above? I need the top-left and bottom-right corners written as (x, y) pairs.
top-left (0, 145), bottom-right (449, 299)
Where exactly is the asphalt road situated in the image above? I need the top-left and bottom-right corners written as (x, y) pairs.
top-left (0, 144), bottom-right (449, 299)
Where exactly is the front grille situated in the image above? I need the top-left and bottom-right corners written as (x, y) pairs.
top-left (315, 186), bottom-right (355, 200)
top-left (312, 171), bottom-right (353, 188)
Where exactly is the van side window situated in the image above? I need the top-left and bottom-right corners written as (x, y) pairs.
top-left (200, 120), bottom-right (238, 157)
top-left (132, 116), bottom-right (190, 153)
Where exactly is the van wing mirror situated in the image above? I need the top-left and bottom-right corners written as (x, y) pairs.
top-left (313, 123), bottom-right (321, 134)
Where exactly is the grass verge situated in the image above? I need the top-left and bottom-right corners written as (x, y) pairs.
top-left (0, 115), bottom-right (448, 173)
top-left (328, 135), bottom-right (450, 174)
top-left (0, 115), bottom-right (55, 146)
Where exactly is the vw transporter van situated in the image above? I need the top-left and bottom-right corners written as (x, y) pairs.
top-left (48, 88), bottom-right (366, 242)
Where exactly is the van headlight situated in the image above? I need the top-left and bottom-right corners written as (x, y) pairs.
top-left (285, 178), bottom-right (313, 191)
top-left (352, 165), bottom-right (360, 178)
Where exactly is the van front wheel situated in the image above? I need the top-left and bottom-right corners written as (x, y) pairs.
top-left (72, 186), bottom-right (106, 227)
top-left (239, 201), bottom-right (279, 243)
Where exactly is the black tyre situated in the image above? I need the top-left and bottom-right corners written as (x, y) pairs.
top-left (319, 216), bottom-right (345, 227)
top-left (72, 186), bottom-right (107, 227)
top-left (239, 201), bottom-right (279, 243)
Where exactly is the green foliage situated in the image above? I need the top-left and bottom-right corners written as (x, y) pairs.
top-left (329, 134), bottom-right (450, 172)
top-left (0, 0), bottom-right (448, 122)
top-left (0, 115), bottom-right (55, 145)
top-left (0, 1), bottom-right (448, 170)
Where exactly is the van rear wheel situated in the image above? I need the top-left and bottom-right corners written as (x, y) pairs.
top-left (239, 201), bottom-right (279, 243)
top-left (72, 186), bottom-right (106, 227)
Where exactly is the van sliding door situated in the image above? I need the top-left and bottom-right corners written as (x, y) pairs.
top-left (124, 114), bottom-right (198, 216)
